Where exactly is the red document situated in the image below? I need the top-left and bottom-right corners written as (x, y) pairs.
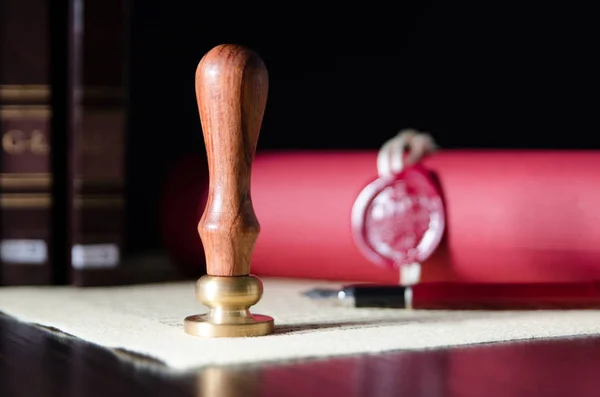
top-left (161, 150), bottom-right (600, 283)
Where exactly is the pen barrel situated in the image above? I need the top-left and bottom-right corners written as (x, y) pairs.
top-left (349, 285), bottom-right (409, 308)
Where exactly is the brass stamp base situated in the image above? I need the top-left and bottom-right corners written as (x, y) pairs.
top-left (183, 274), bottom-right (275, 338)
top-left (184, 313), bottom-right (274, 338)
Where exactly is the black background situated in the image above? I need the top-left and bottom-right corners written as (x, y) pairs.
top-left (126, 0), bottom-right (597, 253)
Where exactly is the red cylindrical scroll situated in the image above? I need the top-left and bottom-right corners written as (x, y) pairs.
top-left (161, 150), bottom-right (600, 283)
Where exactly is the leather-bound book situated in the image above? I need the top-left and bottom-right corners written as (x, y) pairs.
top-left (1, 0), bottom-right (132, 286)
top-left (0, 0), bottom-right (54, 285)
top-left (69, 0), bottom-right (128, 286)
top-left (72, 0), bottom-right (179, 286)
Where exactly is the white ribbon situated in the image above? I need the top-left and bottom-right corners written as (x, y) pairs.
top-left (376, 128), bottom-right (438, 178)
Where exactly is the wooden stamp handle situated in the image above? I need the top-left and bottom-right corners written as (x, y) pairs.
top-left (195, 44), bottom-right (268, 276)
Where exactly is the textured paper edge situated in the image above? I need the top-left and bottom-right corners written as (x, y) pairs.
top-left (3, 307), bottom-right (600, 373)
top-left (2, 280), bottom-right (600, 372)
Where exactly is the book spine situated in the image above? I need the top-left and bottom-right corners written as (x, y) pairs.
top-left (0, 0), bottom-right (54, 285)
top-left (69, 0), bottom-right (127, 286)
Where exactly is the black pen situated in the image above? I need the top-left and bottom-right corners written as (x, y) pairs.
top-left (303, 281), bottom-right (600, 310)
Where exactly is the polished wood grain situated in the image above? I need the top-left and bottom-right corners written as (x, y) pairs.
top-left (2, 312), bottom-right (600, 397)
top-left (195, 44), bottom-right (268, 277)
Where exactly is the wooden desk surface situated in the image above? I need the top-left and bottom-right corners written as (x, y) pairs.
top-left (1, 313), bottom-right (599, 397)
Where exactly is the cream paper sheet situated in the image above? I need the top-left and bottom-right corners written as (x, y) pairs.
top-left (1, 277), bottom-right (600, 371)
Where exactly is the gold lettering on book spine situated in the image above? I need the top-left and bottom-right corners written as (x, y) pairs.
top-left (2, 129), bottom-right (49, 155)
